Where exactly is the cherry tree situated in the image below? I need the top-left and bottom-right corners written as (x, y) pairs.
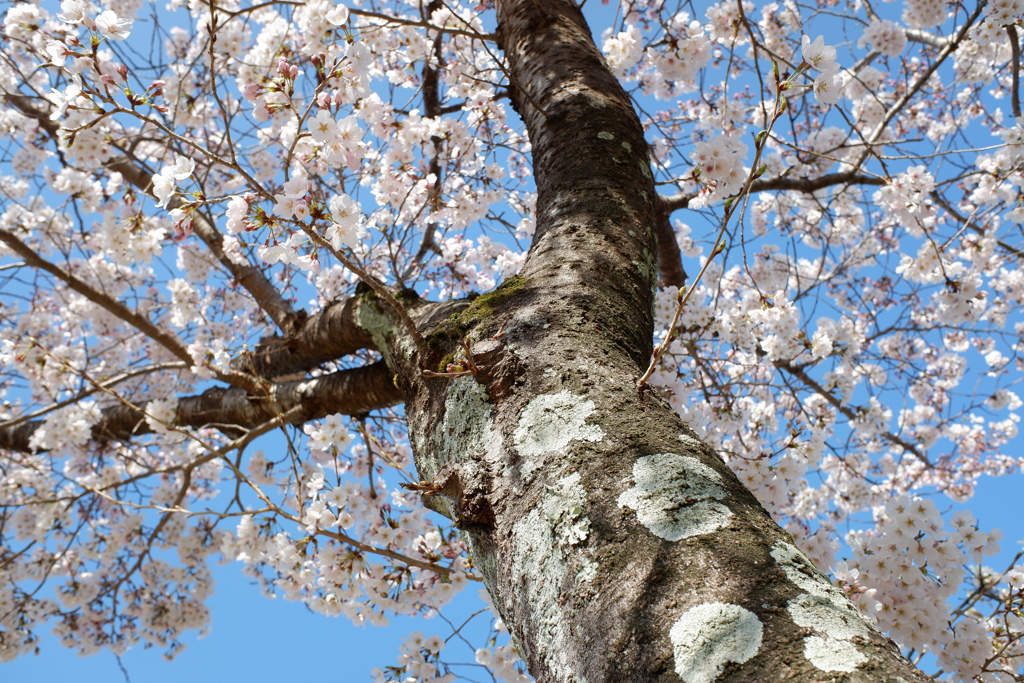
top-left (0, 0), bottom-right (1022, 680)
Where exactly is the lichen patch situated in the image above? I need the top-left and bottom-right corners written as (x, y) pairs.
top-left (435, 376), bottom-right (493, 464)
top-left (513, 391), bottom-right (604, 458)
top-left (772, 541), bottom-right (871, 674)
top-left (787, 593), bottom-right (869, 641)
top-left (576, 557), bottom-right (598, 585)
top-left (678, 432), bottom-right (703, 450)
top-left (803, 635), bottom-right (867, 673)
top-left (770, 541), bottom-right (835, 598)
top-left (510, 506), bottom-right (572, 679)
top-left (618, 452), bottom-right (732, 541)
top-left (543, 472), bottom-right (591, 546)
top-left (670, 602), bottom-right (763, 683)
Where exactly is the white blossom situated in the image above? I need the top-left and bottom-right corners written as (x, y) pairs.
top-left (95, 10), bottom-right (133, 41)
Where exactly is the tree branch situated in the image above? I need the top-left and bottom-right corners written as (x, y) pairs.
top-left (0, 361), bottom-right (403, 454)
top-left (653, 199), bottom-right (686, 287)
top-left (659, 171), bottom-right (887, 215)
top-left (0, 226), bottom-right (261, 392)
top-left (855, 1), bottom-right (987, 166)
top-left (1008, 24), bottom-right (1021, 119)
top-left (351, 6), bottom-right (497, 41)
top-left (402, 5), bottom-right (445, 284)
top-left (774, 359), bottom-right (933, 467)
top-left (232, 295), bottom-right (375, 377)
top-left (904, 27), bottom-right (948, 48)
top-left (0, 361), bottom-right (188, 432)
top-left (654, 171), bottom-right (887, 283)
top-left (0, 227), bottom-right (188, 364)
top-left (3, 92), bottom-right (303, 336)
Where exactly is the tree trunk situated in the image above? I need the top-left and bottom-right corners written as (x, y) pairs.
top-left (370, 1), bottom-right (934, 681)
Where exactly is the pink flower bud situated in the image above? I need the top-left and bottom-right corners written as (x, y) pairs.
top-left (99, 73), bottom-right (115, 85)
top-left (289, 65), bottom-right (299, 79)
top-left (115, 64), bottom-right (128, 81)
top-left (333, 92), bottom-right (344, 106)
top-left (242, 82), bottom-right (260, 101)
top-left (316, 92), bottom-right (331, 108)
top-left (277, 58), bottom-right (290, 75)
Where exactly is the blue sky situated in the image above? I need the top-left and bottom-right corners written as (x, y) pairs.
top-left (4, 559), bottom-right (498, 682)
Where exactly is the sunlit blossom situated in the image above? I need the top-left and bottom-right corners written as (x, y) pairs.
top-left (95, 10), bottom-right (133, 41)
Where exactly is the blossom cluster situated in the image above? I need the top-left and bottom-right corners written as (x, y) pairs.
top-left (840, 499), bottom-right (1016, 679)
top-left (800, 35), bottom-right (844, 105)
top-left (372, 631), bottom-right (455, 683)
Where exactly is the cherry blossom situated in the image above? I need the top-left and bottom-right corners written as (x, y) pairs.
top-left (801, 35), bottom-right (840, 74)
top-left (55, 0), bottom-right (85, 24)
top-left (308, 109), bottom-right (339, 143)
top-left (1, 0), bottom-right (1023, 679)
top-left (325, 3), bottom-right (349, 26)
top-left (812, 70), bottom-right (844, 105)
top-left (46, 81), bottom-right (81, 119)
top-left (95, 10), bottom-right (132, 41)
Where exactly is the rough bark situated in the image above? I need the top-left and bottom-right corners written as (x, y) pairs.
top-left (230, 295), bottom-right (375, 377)
top-left (373, 2), bottom-right (934, 681)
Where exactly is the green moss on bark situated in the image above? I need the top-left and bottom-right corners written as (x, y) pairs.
top-left (425, 276), bottom-right (527, 351)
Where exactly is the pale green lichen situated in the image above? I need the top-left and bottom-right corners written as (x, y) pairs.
top-left (510, 506), bottom-right (572, 680)
top-left (597, 131), bottom-right (615, 140)
top-left (770, 542), bottom-right (836, 598)
top-left (430, 376), bottom-right (493, 475)
top-left (576, 557), bottom-right (598, 584)
top-left (640, 159), bottom-right (653, 180)
top-left (513, 391), bottom-right (604, 459)
top-left (787, 593), bottom-right (870, 641)
top-left (803, 635), bottom-right (867, 673)
top-left (771, 541), bottom-right (870, 674)
top-left (507, 471), bottom-right (598, 677)
top-left (678, 432), bottom-right (703, 450)
top-left (618, 453), bottom-right (732, 541)
top-left (543, 472), bottom-right (591, 546)
top-left (356, 295), bottom-right (398, 362)
top-left (670, 602), bottom-right (763, 683)
top-left (771, 542), bottom-right (872, 626)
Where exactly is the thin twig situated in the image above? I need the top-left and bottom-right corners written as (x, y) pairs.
top-left (0, 228), bottom-right (261, 393)
top-left (0, 361), bottom-right (187, 432)
top-left (1007, 25), bottom-right (1021, 119)
top-left (639, 66), bottom-right (791, 390)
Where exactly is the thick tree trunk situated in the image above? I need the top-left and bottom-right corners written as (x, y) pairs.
top-left (370, 2), bottom-right (934, 681)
